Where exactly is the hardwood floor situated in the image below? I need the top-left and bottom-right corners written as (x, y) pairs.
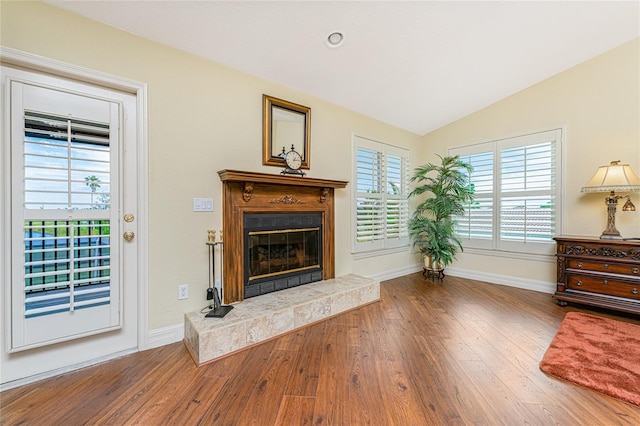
top-left (2, 273), bottom-right (640, 425)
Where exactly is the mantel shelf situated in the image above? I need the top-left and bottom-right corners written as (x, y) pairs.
top-left (218, 169), bottom-right (348, 189)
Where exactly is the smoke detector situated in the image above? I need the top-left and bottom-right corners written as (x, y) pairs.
top-left (326, 31), bottom-right (345, 48)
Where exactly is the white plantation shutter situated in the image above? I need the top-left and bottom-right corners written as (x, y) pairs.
top-left (22, 111), bottom-right (113, 318)
top-left (499, 134), bottom-right (558, 253)
top-left (355, 146), bottom-right (384, 246)
top-left (450, 129), bottom-right (562, 255)
top-left (24, 111), bottom-right (111, 210)
top-left (385, 147), bottom-right (410, 243)
top-left (24, 221), bottom-right (111, 318)
top-left (455, 150), bottom-right (494, 247)
top-left (353, 136), bottom-right (410, 253)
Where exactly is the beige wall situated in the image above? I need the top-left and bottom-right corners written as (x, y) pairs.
top-left (1, 2), bottom-right (422, 330)
top-left (421, 38), bottom-right (640, 284)
top-left (2, 2), bottom-right (638, 331)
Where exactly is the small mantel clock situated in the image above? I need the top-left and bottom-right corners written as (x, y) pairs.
top-left (280, 145), bottom-right (306, 176)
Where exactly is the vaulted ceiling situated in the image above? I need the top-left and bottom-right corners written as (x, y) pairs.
top-left (47, 1), bottom-right (639, 135)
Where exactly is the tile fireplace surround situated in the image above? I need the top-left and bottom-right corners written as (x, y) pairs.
top-left (184, 274), bottom-right (379, 366)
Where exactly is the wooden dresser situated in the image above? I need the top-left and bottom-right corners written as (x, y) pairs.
top-left (554, 236), bottom-right (640, 314)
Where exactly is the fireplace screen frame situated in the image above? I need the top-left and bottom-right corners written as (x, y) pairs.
top-left (243, 212), bottom-right (323, 298)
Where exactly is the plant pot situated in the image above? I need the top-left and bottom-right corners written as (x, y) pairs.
top-left (424, 255), bottom-right (443, 272)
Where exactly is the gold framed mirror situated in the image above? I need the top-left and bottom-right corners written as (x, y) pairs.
top-left (262, 95), bottom-right (311, 169)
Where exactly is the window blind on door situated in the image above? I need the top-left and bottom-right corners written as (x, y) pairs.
top-left (24, 111), bottom-right (111, 210)
top-left (24, 220), bottom-right (111, 318)
top-left (22, 111), bottom-right (112, 318)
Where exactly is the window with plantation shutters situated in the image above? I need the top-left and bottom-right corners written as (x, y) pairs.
top-left (353, 136), bottom-right (410, 254)
top-left (450, 129), bottom-right (563, 255)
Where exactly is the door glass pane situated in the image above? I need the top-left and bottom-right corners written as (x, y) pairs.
top-left (24, 220), bottom-right (111, 318)
top-left (22, 111), bottom-right (112, 319)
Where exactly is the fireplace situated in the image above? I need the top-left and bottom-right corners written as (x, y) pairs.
top-left (218, 170), bottom-right (348, 303)
top-left (244, 212), bottom-right (322, 298)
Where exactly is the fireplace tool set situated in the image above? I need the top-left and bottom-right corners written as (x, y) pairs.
top-left (205, 230), bottom-right (234, 318)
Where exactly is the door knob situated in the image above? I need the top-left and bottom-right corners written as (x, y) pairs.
top-left (124, 213), bottom-right (135, 223)
top-left (123, 231), bottom-right (135, 241)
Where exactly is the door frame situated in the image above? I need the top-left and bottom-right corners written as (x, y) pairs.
top-left (0, 47), bottom-right (149, 387)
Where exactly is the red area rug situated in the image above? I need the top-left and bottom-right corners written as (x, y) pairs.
top-left (540, 312), bottom-right (640, 406)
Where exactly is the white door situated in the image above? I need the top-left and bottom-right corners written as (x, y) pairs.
top-left (6, 70), bottom-right (139, 354)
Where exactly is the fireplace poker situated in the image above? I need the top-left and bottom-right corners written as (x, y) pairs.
top-left (205, 230), bottom-right (233, 318)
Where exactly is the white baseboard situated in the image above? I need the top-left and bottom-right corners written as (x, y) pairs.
top-left (445, 266), bottom-right (556, 294)
top-left (367, 263), bottom-right (554, 294)
top-left (147, 323), bottom-right (184, 349)
top-left (2, 325), bottom-right (184, 391)
top-left (367, 264), bottom-right (423, 283)
top-left (0, 348), bottom-right (137, 392)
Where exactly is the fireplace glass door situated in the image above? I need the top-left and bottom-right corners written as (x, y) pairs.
top-left (248, 227), bottom-right (320, 280)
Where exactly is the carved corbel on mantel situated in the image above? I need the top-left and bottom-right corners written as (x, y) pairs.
top-left (320, 188), bottom-right (330, 204)
top-left (243, 182), bottom-right (254, 202)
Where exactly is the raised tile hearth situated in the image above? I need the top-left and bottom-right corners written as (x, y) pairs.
top-left (184, 274), bottom-right (379, 366)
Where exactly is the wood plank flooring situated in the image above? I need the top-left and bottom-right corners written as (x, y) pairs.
top-left (3, 273), bottom-right (640, 425)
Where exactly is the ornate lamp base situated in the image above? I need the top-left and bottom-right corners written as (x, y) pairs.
top-left (600, 192), bottom-right (623, 240)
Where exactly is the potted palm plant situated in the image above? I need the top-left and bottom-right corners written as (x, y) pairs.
top-left (408, 155), bottom-right (474, 275)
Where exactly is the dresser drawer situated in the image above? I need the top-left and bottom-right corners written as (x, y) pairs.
top-left (566, 275), bottom-right (640, 300)
top-left (567, 259), bottom-right (640, 276)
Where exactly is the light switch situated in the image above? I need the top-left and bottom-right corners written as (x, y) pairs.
top-left (193, 197), bottom-right (214, 212)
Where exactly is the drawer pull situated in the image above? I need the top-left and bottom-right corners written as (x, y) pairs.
top-left (603, 280), bottom-right (608, 285)
top-left (576, 280), bottom-right (582, 286)
top-left (604, 263), bottom-right (609, 269)
top-left (633, 288), bottom-right (639, 295)
top-left (577, 262), bottom-right (583, 268)
top-left (633, 268), bottom-right (639, 274)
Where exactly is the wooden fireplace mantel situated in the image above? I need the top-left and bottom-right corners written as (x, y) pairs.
top-left (218, 170), bottom-right (348, 303)
top-left (218, 169), bottom-right (348, 189)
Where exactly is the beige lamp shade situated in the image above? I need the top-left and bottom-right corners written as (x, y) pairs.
top-left (581, 161), bottom-right (640, 193)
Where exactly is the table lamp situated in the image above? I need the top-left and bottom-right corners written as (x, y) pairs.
top-left (581, 161), bottom-right (640, 239)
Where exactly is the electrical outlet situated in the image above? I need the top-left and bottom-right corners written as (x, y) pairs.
top-left (178, 284), bottom-right (189, 300)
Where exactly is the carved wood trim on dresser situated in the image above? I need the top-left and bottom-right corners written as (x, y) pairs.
top-left (554, 236), bottom-right (640, 315)
top-left (218, 170), bottom-right (348, 303)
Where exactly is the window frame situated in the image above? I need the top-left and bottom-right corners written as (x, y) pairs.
top-left (351, 135), bottom-right (410, 256)
top-left (449, 128), bottom-right (565, 256)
